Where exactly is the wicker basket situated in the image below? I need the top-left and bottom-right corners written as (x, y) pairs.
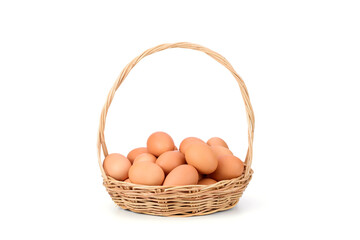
top-left (97, 42), bottom-right (255, 217)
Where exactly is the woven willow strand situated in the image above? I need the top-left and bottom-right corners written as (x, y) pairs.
top-left (97, 42), bottom-right (255, 216)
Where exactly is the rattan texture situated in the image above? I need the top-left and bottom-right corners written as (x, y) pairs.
top-left (97, 42), bottom-right (255, 217)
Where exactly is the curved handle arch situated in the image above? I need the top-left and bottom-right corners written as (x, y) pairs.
top-left (97, 42), bottom-right (255, 179)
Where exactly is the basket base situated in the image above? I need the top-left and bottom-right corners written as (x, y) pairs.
top-left (104, 169), bottom-right (253, 217)
top-left (118, 198), bottom-right (240, 217)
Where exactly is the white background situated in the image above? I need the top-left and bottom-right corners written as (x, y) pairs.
top-left (1, 0), bottom-right (359, 239)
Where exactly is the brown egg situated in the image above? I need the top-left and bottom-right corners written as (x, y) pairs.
top-left (103, 153), bottom-right (131, 181)
top-left (163, 164), bottom-right (199, 186)
top-left (133, 153), bottom-right (157, 164)
top-left (209, 155), bottom-right (244, 181)
top-left (156, 151), bottom-right (186, 174)
top-left (198, 178), bottom-right (217, 185)
top-left (185, 142), bottom-right (218, 174)
top-left (129, 161), bottom-right (165, 185)
top-left (179, 137), bottom-right (204, 154)
top-left (127, 147), bottom-right (148, 163)
top-left (211, 145), bottom-right (233, 158)
top-left (207, 137), bottom-right (229, 148)
top-left (174, 145), bottom-right (178, 150)
top-left (147, 131), bottom-right (175, 157)
top-left (124, 178), bottom-right (132, 183)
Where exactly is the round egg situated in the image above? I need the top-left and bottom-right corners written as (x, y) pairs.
top-left (209, 155), bottom-right (244, 181)
top-left (179, 137), bottom-right (204, 154)
top-left (211, 145), bottom-right (233, 158)
top-left (163, 164), bottom-right (199, 186)
top-left (156, 150), bottom-right (186, 174)
top-left (103, 153), bottom-right (131, 181)
top-left (133, 153), bottom-right (157, 164)
top-left (185, 142), bottom-right (218, 174)
top-left (127, 147), bottom-right (148, 163)
top-left (198, 178), bottom-right (217, 185)
top-left (129, 161), bottom-right (165, 185)
top-left (207, 137), bottom-right (229, 148)
top-left (147, 131), bottom-right (175, 157)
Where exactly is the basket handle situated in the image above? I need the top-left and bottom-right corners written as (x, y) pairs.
top-left (97, 42), bottom-right (255, 180)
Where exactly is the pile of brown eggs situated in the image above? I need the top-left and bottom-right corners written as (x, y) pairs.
top-left (103, 131), bottom-right (244, 186)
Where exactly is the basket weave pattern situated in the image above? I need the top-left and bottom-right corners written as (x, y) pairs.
top-left (97, 42), bottom-right (255, 217)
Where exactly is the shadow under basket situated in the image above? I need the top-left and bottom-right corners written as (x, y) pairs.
top-left (97, 42), bottom-right (255, 217)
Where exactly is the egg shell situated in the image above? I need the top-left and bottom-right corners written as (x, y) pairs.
top-left (198, 178), bottom-right (217, 185)
top-left (147, 131), bottom-right (175, 157)
top-left (124, 178), bottom-right (132, 183)
top-left (133, 153), bottom-right (157, 164)
top-left (163, 164), bottom-right (199, 186)
top-left (185, 142), bottom-right (218, 174)
top-left (103, 153), bottom-right (131, 181)
top-left (179, 137), bottom-right (204, 154)
top-left (209, 155), bottom-right (244, 181)
top-left (156, 151), bottom-right (186, 174)
top-left (207, 137), bottom-right (229, 148)
top-left (211, 145), bottom-right (233, 158)
top-left (127, 147), bottom-right (148, 163)
top-left (129, 161), bottom-right (165, 185)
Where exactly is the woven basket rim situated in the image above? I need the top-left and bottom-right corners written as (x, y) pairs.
top-left (104, 168), bottom-right (254, 191)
